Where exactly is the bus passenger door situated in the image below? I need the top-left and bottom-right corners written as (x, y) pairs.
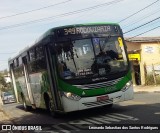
top-left (22, 56), bottom-right (35, 106)
top-left (45, 45), bottom-right (63, 112)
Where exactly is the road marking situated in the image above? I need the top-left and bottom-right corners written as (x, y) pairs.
top-left (50, 123), bottom-right (80, 133)
top-left (69, 120), bottom-right (91, 124)
top-left (119, 101), bottom-right (146, 106)
top-left (99, 115), bottom-right (121, 122)
top-left (47, 113), bottom-right (139, 133)
top-left (154, 112), bottom-right (160, 115)
top-left (84, 118), bottom-right (103, 124)
top-left (89, 116), bottom-right (117, 124)
top-left (112, 113), bottom-right (139, 121)
top-left (106, 114), bottom-right (128, 120)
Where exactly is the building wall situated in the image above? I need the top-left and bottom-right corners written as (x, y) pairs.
top-left (140, 43), bottom-right (160, 85)
top-left (126, 42), bottom-right (140, 52)
top-left (141, 43), bottom-right (160, 65)
top-left (126, 41), bottom-right (160, 85)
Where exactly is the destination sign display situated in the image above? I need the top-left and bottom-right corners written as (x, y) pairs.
top-left (64, 26), bottom-right (111, 35)
top-left (56, 25), bottom-right (120, 37)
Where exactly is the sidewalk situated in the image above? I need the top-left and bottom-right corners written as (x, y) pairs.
top-left (133, 85), bottom-right (160, 93)
top-left (0, 96), bottom-right (12, 124)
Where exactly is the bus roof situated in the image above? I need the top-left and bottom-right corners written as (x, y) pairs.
top-left (51, 22), bottom-right (119, 30)
top-left (36, 22), bottom-right (119, 43)
top-left (8, 22), bottom-right (119, 62)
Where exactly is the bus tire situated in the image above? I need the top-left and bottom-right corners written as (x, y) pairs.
top-left (44, 94), bottom-right (59, 118)
top-left (21, 95), bottom-right (32, 111)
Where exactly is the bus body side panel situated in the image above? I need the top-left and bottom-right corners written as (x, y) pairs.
top-left (28, 73), bottom-right (42, 107)
top-left (26, 45), bottom-right (51, 109)
top-left (22, 56), bottom-right (35, 106)
top-left (27, 71), bottom-right (50, 109)
top-left (14, 65), bottom-right (30, 105)
top-left (38, 71), bottom-right (51, 109)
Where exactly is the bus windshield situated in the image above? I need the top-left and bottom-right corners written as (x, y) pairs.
top-left (55, 36), bottom-right (128, 80)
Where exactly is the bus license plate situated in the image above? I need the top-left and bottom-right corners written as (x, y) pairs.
top-left (97, 95), bottom-right (109, 101)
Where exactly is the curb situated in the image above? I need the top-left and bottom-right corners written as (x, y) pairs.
top-left (133, 85), bottom-right (160, 93)
top-left (134, 90), bottom-right (160, 93)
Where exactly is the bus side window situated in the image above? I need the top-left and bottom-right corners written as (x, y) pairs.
top-left (28, 48), bottom-right (37, 73)
top-left (17, 56), bottom-right (24, 76)
top-left (16, 58), bottom-right (19, 67)
top-left (27, 51), bottom-right (30, 62)
top-left (29, 48), bottom-right (36, 61)
top-left (18, 56), bottom-right (22, 66)
top-left (36, 45), bottom-right (47, 71)
top-left (10, 63), bottom-right (14, 70)
top-left (13, 59), bottom-right (17, 68)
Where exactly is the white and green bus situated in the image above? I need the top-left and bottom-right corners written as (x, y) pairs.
top-left (9, 23), bottom-right (133, 116)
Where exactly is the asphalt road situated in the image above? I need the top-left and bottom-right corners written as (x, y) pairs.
top-left (1, 92), bottom-right (160, 133)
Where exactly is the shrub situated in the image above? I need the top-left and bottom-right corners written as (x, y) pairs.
top-left (145, 74), bottom-right (160, 85)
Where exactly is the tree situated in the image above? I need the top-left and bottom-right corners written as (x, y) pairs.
top-left (0, 73), bottom-right (8, 92)
top-left (3, 69), bottom-right (8, 75)
top-left (0, 73), bottom-right (6, 86)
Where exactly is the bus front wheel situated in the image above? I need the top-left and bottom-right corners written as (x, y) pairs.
top-left (44, 95), bottom-right (59, 118)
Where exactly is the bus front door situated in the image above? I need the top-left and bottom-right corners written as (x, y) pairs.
top-left (45, 46), bottom-right (63, 112)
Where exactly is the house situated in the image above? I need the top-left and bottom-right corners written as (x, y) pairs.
top-left (125, 37), bottom-right (160, 85)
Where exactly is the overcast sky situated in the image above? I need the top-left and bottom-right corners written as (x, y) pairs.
top-left (0, 0), bottom-right (160, 70)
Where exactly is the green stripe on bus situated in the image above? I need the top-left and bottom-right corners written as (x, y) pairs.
top-left (58, 71), bottom-right (131, 97)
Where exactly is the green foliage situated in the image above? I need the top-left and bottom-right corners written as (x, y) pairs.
top-left (145, 74), bottom-right (160, 85)
top-left (0, 73), bottom-right (7, 87)
top-left (0, 72), bottom-right (12, 92)
top-left (3, 69), bottom-right (8, 75)
top-left (145, 74), bottom-right (154, 85)
top-left (156, 75), bottom-right (160, 84)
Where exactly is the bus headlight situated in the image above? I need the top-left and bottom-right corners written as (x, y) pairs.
top-left (63, 92), bottom-right (81, 101)
top-left (122, 81), bottom-right (132, 92)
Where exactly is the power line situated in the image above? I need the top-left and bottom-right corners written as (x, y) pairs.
top-left (73, 4), bottom-right (108, 24)
top-left (124, 16), bottom-right (160, 34)
top-left (118, 0), bottom-right (160, 23)
top-left (0, 51), bottom-right (17, 54)
top-left (0, 0), bottom-right (72, 20)
top-left (0, 0), bottom-right (124, 31)
top-left (0, 52), bottom-right (16, 54)
top-left (127, 25), bottom-right (160, 40)
top-left (123, 8), bottom-right (160, 29)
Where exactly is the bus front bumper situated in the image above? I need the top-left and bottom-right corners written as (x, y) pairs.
top-left (61, 85), bottom-right (133, 112)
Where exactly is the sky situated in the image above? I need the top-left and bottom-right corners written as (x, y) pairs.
top-left (0, 0), bottom-right (160, 70)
